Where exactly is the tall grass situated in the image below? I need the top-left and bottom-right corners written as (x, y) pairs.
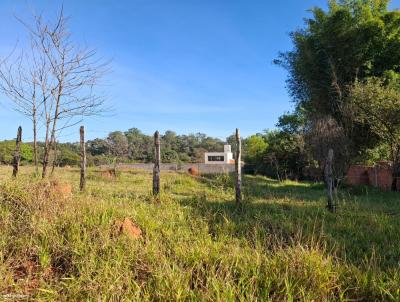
top-left (0, 166), bottom-right (399, 301)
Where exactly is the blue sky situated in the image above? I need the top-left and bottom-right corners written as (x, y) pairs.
top-left (1, 0), bottom-right (399, 142)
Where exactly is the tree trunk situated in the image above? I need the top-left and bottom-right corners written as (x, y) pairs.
top-left (42, 77), bottom-right (62, 178)
top-left (32, 107), bottom-right (38, 176)
top-left (42, 145), bottom-right (50, 178)
top-left (235, 128), bottom-right (242, 205)
top-left (153, 131), bottom-right (161, 196)
top-left (12, 126), bottom-right (22, 177)
top-left (42, 118), bottom-right (51, 178)
top-left (324, 149), bottom-right (335, 212)
top-left (80, 126), bottom-right (86, 191)
top-left (51, 138), bottom-right (58, 175)
top-left (391, 147), bottom-right (400, 191)
top-left (42, 111), bottom-right (60, 178)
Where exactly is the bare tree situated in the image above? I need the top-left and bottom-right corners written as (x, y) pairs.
top-left (32, 9), bottom-right (108, 177)
top-left (0, 7), bottom-right (109, 178)
top-left (0, 43), bottom-right (49, 175)
top-left (306, 115), bottom-right (352, 186)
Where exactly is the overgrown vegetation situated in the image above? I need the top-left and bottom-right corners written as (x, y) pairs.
top-left (1, 166), bottom-right (400, 301)
top-left (273, 0), bottom-right (400, 184)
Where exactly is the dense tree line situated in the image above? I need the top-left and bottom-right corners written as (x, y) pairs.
top-left (0, 129), bottom-right (226, 167)
top-left (0, 125), bottom-right (312, 179)
top-left (87, 128), bottom-right (225, 164)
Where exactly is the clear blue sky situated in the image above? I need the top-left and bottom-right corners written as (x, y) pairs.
top-left (0, 0), bottom-right (399, 142)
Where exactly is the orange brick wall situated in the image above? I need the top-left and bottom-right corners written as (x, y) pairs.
top-left (346, 162), bottom-right (398, 192)
top-left (346, 165), bottom-right (369, 186)
top-left (367, 166), bottom-right (393, 191)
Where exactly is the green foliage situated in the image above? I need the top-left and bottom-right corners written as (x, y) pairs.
top-left (244, 135), bottom-right (267, 164)
top-left (0, 128), bottom-right (227, 168)
top-left (56, 143), bottom-right (80, 166)
top-left (348, 78), bottom-right (400, 169)
top-left (0, 140), bottom-right (33, 164)
top-left (87, 138), bottom-right (109, 156)
top-left (245, 111), bottom-right (310, 180)
top-left (161, 148), bottom-right (179, 163)
top-left (87, 129), bottom-right (225, 163)
top-left (106, 131), bottom-right (129, 158)
top-left (276, 0), bottom-right (400, 155)
top-left (263, 129), bottom-right (308, 180)
top-left (359, 143), bottom-right (391, 165)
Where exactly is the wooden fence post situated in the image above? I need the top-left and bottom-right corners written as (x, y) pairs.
top-left (153, 131), bottom-right (161, 196)
top-left (324, 148), bottom-right (335, 212)
top-left (235, 128), bottom-right (242, 205)
top-left (12, 126), bottom-right (22, 177)
top-left (80, 126), bottom-right (86, 191)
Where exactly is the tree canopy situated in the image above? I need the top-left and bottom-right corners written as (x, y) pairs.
top-left (275, 0), bottom-right (400, 156)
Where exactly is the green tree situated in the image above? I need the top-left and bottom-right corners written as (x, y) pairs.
top-left (56, 143), bottom-right (80, 166)
top-left (87, 138), bottom-right (109, 156)
top-left (106, 131), bottom-right (129, 158)
top-left (347, 78), bottom-right (400, 184)
top-left (0, 141), bottom-right (33, 164)
top-left (275, 0), bottom-right (400, 155)
top-left (245, 135), bottom-right (268, 165)
top-left (124, 128), bottom-right (153, 161)
top-left (161, 148), bottom-right (179, 163)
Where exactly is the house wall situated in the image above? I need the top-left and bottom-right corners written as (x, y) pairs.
top-left (203, 144), bottom-right (235, 164)
top-left (204, 151), bottom-right (234, 164)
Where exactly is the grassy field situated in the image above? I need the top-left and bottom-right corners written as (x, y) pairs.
top-left (0, 166), bottom-right (400, 301)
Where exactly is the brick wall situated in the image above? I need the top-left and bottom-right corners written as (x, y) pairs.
top-left (346, 165), bottom-right (369, 186)
top-left (367, 166), bottom-right (393, 191)
top-left (346, 161), bottom-right (398, 191)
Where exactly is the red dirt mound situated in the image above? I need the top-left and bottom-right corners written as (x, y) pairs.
top-left (188, 167), bottom-right (199, 176)
top-left (100, 169), bottom-right (116, 179)
top-left (114, 218), bottom-right (142, 240)
top-left (50, 180), bottom-right (73, 197)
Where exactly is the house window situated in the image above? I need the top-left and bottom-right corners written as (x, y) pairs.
top-left (208, 156), bottom-right (224, 162)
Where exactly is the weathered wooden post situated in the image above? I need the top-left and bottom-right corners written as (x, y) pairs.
top-left (235, 128), bottom-right (242, 205)
top-left (324, 148), bottom-right (335, 212)
top-left (80, 126), bottom-right (86, 191)
top-left (12, 126), bottom-right (22, 177)
top-left (153, 131), bottom-right (161, 196)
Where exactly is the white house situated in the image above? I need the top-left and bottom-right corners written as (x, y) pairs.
top-left (204, 145), bottom-right (235, 164)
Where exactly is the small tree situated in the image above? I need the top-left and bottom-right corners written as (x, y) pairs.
top-left (0, 40), bottom-right (48, 175)
top-left (347, 78), bottom-right (400, 187)
top-left (245, 135), bottom-right (268, 164)
top-left (1, 7), bottom-right (109, 178)
top-left (306, 115), bottom-right (352, 184)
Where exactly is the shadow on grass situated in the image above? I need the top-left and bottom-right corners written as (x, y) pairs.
top-left (180, 175), bottom-right (400, 270)
top-left (179, 195), bottom-right (328, 253)
top-left (197, 174), bottom-right (326, 202)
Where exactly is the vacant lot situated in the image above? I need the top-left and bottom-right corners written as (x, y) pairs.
top-left (0, 166), bottom-right (399, 301)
